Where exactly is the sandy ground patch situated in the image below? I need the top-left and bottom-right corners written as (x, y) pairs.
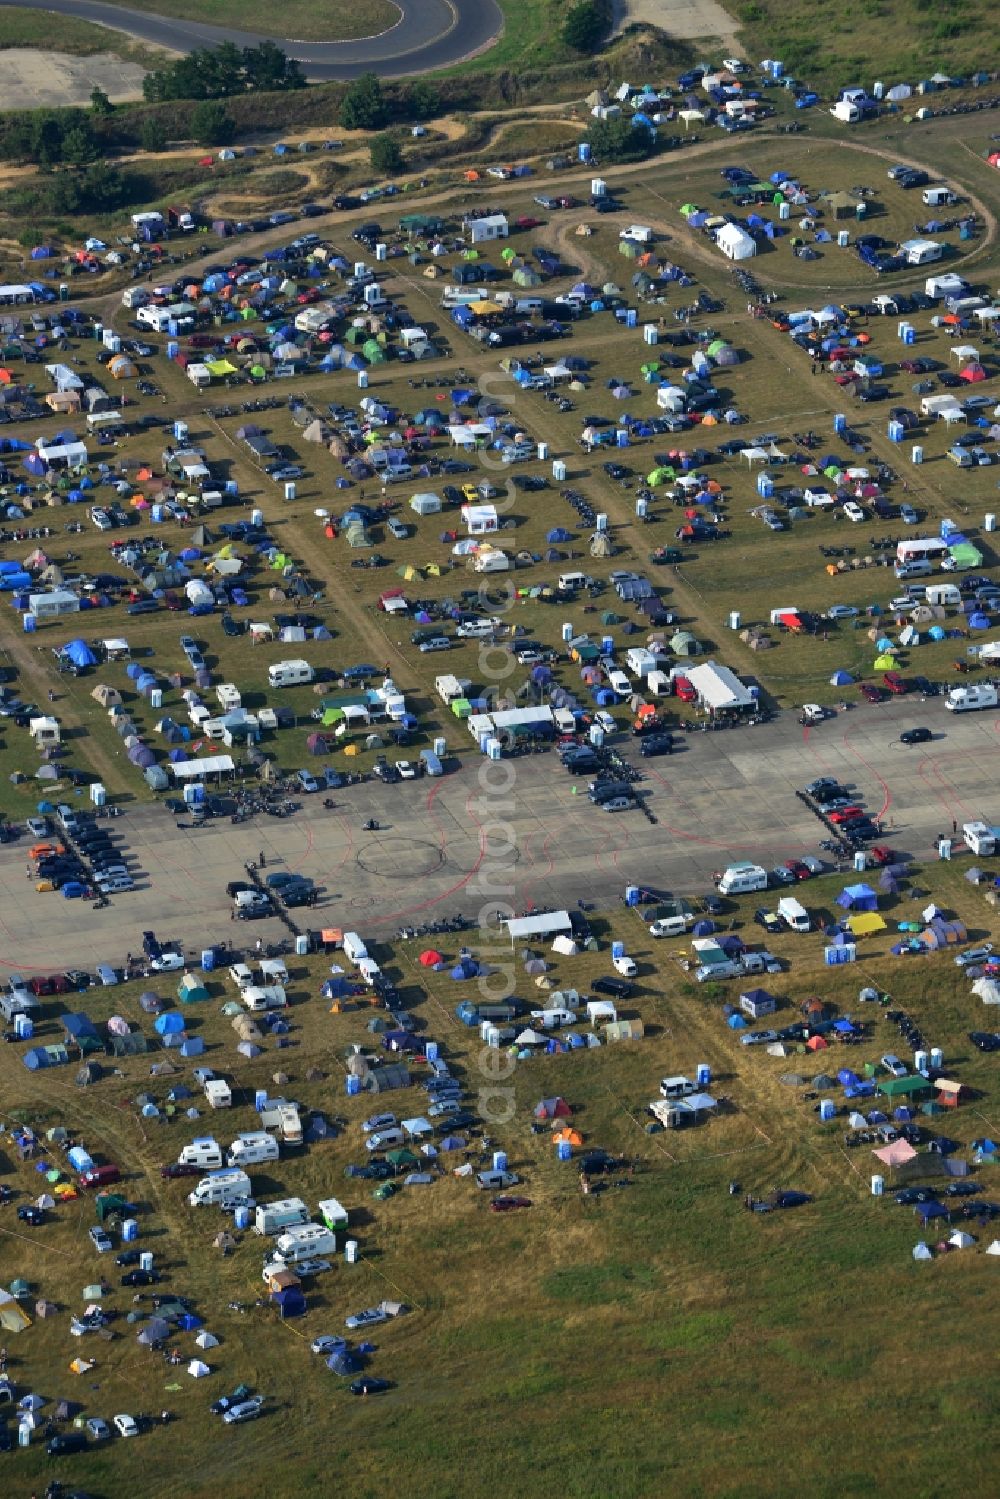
top-left (0, 48), bottom-right (147, 107)
top-left (613, 0), bottom-right (743, 52)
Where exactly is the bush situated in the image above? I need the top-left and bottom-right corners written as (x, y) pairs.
top-left (191, 101), bottom-right (236, 147)
top-left (339, 73), bottom-right (387, 130)
top-left (561, 0), bottom-right (611, 53)
top-left (369, 133), bottom-right (403, 175)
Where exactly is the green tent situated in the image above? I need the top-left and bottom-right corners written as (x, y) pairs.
top-left (877, 1075), bottom-right (930, 1099)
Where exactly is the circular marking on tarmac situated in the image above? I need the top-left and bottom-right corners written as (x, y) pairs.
top-left (356, 837), bottom-right (446, 877)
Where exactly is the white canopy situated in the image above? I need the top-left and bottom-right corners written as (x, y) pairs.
top-left (505, 910), bottom-right (572, 943)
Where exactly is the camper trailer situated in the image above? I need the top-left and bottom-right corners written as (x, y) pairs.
top-left (254, 1198), bottom-right (310, 1236)
top-left (188, 1168), bottom-right (252, 1208)
top-left (717, 862), bottom-right (768, 896)
top-left (177, 1138), bottom-right (223, 1170)
top-left (226, 1131), bottom-right (280, 1167)
top-left (268, 660), bottom-right (315, 688)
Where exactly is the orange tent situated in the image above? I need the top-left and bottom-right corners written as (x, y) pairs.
top-left (552, 1128), bottom-right (583, 1146)
top-left (806, 1035), bottom-right (828, 1051)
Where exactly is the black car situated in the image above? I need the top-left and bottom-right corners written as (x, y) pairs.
top-left (122, 1268), bottom-right (160, 1286)
top-left (116, 1249), bottom-right (142, 1266)
top-left (47, 1432), bottom-right (88, 1457)
top-left (894, 1186), bottom-right (936, 1205)
top-left (944, 1181), bottom-right (983, 1197)
top-left (580, 1150), bottom-right (625, 1175)
top-left (900, 727), bottom-right (932, 745)
top-left (969, 1032), bottom-right (1000, 1052)
top-left (350, 1377), bottom-right (391, 1396)
top-left (769, 1190), bottom-right (812, 1209)
top-left (592, 975), bottom-right (633, 1000)
top-left (640, 734), bottom-right (673, 757)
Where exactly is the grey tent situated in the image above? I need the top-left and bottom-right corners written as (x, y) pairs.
top-left (137, 1316), bottom-right (170, 1345)
top-left (75, 1061), bottom-right (100, 1086)
top-left (364, 1063), bottom-right (410, 1093)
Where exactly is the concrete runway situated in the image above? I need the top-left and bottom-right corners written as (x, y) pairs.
top-left (1, 699), bottom-right (996, 972)
top-left (0, 0), bottom-right (505, 79)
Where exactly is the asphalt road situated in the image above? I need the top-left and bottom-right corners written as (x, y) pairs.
top-left (1, 699), bottom-right (995, 972)
top-left (0, 0), bottom-right (505, 78)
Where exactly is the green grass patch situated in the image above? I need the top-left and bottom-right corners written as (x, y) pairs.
top-left (95, 0), bottom-right (400, 43)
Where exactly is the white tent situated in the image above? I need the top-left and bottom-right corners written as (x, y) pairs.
top-left (912, 1242), bottom-right (933, 1261)
top-left (985, 1240), bottom-right (1000, 1256)
top-left (188, 1358), bottom-right (211, 1378)
top-left (716, 223), bottom-right (756, 261)
top-left (551, 935), bottom-right (579, 956)
top-left (515, 1028), bottom-right (547, 1046)
top-left (949, 1230), bottom-right (975, 1250)
top-left (195, 1330), bottom-right (219, 1349)
top-left (586, 1000), bottom-right (617, 1025)
top-left (972, 977), bottom-right (1000, 1004)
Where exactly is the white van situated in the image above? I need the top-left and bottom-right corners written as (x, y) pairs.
top-left (254, 1197), bottom-right (309, 1236)
top-left (226, 1130), bottom-right (279, 1167)
top-left (718, 862), bottom-right (768, 896)
top-left (273, 1224), bottom-right (338, 1262)
top-left (894, 559), bottom-right (933, 580)
top-left (558, 571), bottom-right (588, 592)
top-left (342, 931), bottom-right (369, 966)
top-left (177, 1137), bottom-right (222, 1170)
top-left (552, 707), bottom-right (577, 735)
top-left (268, 660), bottom-right (315, 688)
top-left (649, 915), bottom-right (691, 938)
top-left (241, 984), bottom-right (287, 1012)
top-left (188, 1168), bottom-right (252, 1208)
top-left (366, 1127), bottom-right (405, 1152)
top-left (777, 896), bottom-right (810, 932)
top-left (659, 1075), bottom-right (697, 1100)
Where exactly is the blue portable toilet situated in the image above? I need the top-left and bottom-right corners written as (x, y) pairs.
top-left (625, 885), bottom-right (639, 906)
top-left (833, 413), bottom-right (846, 434)
top-left (492, 1150), bottom-right (508, 1173)
top-left (346, 1075), bottom-right (361, 1096)
top-left (556, 1140), bottom-right (572, 1161)
top-left (697, 1063), bottom-right (711, 1087)
top-left (233, 1206), bottom-right (251, 1230)
top-left (578, 142), bottom-right (591, 163)
top-left (611, 940), bottom-right (625, 960)
top-left (201, 948), bottom-right (215, 972)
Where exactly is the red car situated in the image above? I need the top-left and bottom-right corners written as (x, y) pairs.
top-left (514, 215), bottom-right (540, 230)
top-left (883, 671), bottom-right (908, 695)
top-left (859, 684), bottom-right (885, 703)
top-left (674, 676), bottom-right (696, 703)
top-left (869, 845), bottom-right (894, 866)
top-left (489, 1196), bottom-right (533, 1213)
top-left (828, 806), bottom-right (864, 824)
top-left (159, 1162), bottom-right (201, 1179)
top-left (783, 860), bottom-right (811, 881)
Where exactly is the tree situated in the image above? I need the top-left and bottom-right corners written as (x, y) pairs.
top-left (243, 40), bottom-right (305, 92)
top-left (561, 0), bottom-right (610, 53)
top-left (30, 114), bottom-right (66, 169)
top-left (89, 87), bottom-right (113, 118)
top-left (339, 72), bottom-right (387, 131)
top-left (405, 81), bottom-right (440, 121)
top-left (61, 123), bottom-right (99, 168)
top-left (370, 133), bottom-right (403, 175)
top-left (140, 116), bottom-right (168, 153)
top-left (588, 116), bottom-right (653, 164)
top-left (191, 101), bottom-right (236, 147)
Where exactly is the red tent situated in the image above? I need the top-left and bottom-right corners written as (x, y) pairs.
top-left (419, 950), bottom-right (443, 967)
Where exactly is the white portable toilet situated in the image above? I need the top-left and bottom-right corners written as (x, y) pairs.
top-left (375, 243), bottom-right (387, 261)
top-left (552, 459), bottom-right (567, 481)
top-left (871, 1174), bottom-right (884, 1196)
top-left (986, 513), bottom-right (996, 533)
top-left (728, 610), bottom-right (741, 630)
top-left (537, 441), bottom-right (549, 460)
top-left (150, 687), bottom-right (163, 711)
top-left (295, 934), bottom-right (308, 956)
top-left (561, 622), bottom-right (573, 642)
top-left (837, 230), bottom-right (850, 248)
top-left (284, 482), bottom-right (296, 501)
top-left (433, 736), bottom-right (446, 757)
top-left (596, 513), bottom-right (608, 532)
top-left (251, 508), bottom-right (264, 527)
top-left (591, 178), bottom-right (606, 198)
top-left (345, 1239), bottom-right (358, 1264)
top-left (644, 324), bottom-right (658, 345)
top-left (911, 445), bottom-right (923, 465)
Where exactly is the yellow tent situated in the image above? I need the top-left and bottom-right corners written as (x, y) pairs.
top-left (848, 911), bottom-right (886, 937)
top-left (0, 1289), bottom-right (31, 1334)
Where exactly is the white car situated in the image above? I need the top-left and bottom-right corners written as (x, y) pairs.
top-left (825, 605), bottom-right (858, 620)
top-left (113, 1413), bottom-right (139, 1439)
top-left (800, 704), bottom-right (827, 724)
top-left (394, 760), bottom-right (417, 780)
top-left (345, 1306), bottom-right (388, 1330)
top-left (723, 57), bottom-right (746, 72)
top-left (593, 710), bottom-right (617, 735)
top-left (843, 501), bottom-right (865, 523)
top-left (881, 1053), bottom-right (907, 1078)
top-left (612, 955), bottom-right (637, 977)
top-left (150, 951), bottom-right (184, 972)
top-left (740, 1030), bottom-right (778, 1046)
top-left (955, 944), bottom-right (994, 968)
top-left (311, 1334), bottom-right (347, 1356)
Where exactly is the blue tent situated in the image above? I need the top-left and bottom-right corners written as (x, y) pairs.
top-left (154, 1012), bottom-right (185, 1035)
top-left (836, 883), bottom-right (878, 911)
top-left (62, 639), bottom-right (97, 670)
top-left (727, 1013), bottom-right (747, 1029)
top-left (838, 1069), bottom-right (861, 1087)
top-left (915, 1201), bottom-right (949, 1224)
top-left (691, 919), bottom-right (715, 936)
top-left (830, 670), bottom-right (854, 686)
top-left (450, 958), bottom-right (479, 980)
top-left (179, 1037), bottom-right (205, 1057)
